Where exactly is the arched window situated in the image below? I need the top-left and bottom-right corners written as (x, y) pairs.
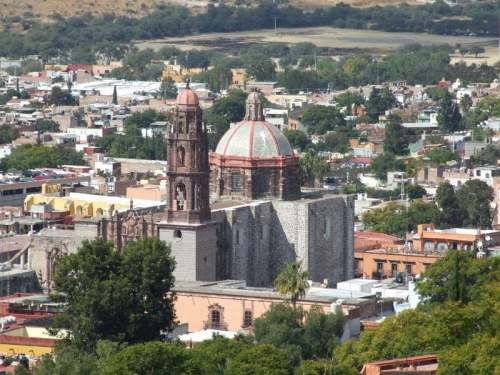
top-left (424, 241), bottom-right (435, 252)
top-left (76, 206), bottom-right (83, 215)
top-left (191, 144), bottom-right (196, 167)
top-left (176, 183), bottom-right (186, 210)
top-left (197, 183), bottom-right (204, 210)
top-left (177, 147), bottom-right (185, 167)
top-left (95, 208), bottom-right (104, 216)
top-left (437, 242), bottom-right (448, 252)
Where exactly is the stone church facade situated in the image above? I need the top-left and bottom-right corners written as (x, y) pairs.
top-left (28, 85), bottom-right (354, 290)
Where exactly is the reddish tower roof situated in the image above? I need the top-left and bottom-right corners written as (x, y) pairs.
top-left (176, 79), bottom-right (199, 106)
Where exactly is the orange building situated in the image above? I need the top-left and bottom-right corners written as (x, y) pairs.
top-left (356, 224), bottom-right (500, 279)
top-left (411, 224), bottom-right (500, 253)
top-left (361, 354), bottom-right (438, 375)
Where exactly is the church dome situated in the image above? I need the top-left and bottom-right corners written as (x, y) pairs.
top-left (176, 80), bottom-right (199, 106)
top-left (215, 120), bottom-right (294, 158)
top-left (214, 91), bottom-right (294, 158)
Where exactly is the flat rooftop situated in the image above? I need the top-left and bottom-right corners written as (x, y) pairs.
top-left (173, 280), bottom-right (375, 305)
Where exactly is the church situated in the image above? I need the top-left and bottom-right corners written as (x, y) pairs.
top-left (30, 82), bottom-right (354, 289)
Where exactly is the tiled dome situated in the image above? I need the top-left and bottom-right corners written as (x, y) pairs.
top-left (176, 80), bottom-right (199, 106)
top-left (215, 120), bottom-right (294, 158)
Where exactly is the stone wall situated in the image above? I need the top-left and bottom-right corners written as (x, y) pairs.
top-left (212, 194), bottom-right (355, 287)
top-left (159, 223), bottom-right (217, 282)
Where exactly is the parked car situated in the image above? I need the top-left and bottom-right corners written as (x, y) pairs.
top-left (5, 173), bottom-right (21, 180)
top-left (395, 273), bottom-right (405, 284)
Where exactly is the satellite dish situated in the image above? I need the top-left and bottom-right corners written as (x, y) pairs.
top-left (485, 236), bottom-right (491, 241)
top-left (476, 240), bottom-right (483, 248)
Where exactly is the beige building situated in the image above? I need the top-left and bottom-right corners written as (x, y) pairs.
top-left (174, 280), bottom-right (371, 334)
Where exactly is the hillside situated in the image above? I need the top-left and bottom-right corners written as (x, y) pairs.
top-left (0, 0), bottom-right (422, 23)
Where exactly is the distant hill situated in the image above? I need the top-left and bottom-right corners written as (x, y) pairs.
top-left (0, 0), bottom-right (421, 26)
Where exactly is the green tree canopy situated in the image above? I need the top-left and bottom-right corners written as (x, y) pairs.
top-left (383, 115), bottom-right (409, 155)
top-left (48, 86), bottom-right (78, 106)
top-left (365, 87), bottom-right (396, 122)
top-left (456, 179), bottom-right (493, 229)
top-left (274, 261), bottom-right (310, 308)
top-left (301, 106), bottom-right (346, 135)
top-left (0, 144), bottom-right (84, 171)
top-left (254, 304), bottom-right (345, 364)
top-left (437, 91), bottom-right (462, 133)
top-left (416, 250), bottom-right (500, 304)
top-left (370, 152), bottom-right (405, 182)
top-left (53, 238), bottom-right (176, 351)
top-left (284, 129), bottom-right (309, 151)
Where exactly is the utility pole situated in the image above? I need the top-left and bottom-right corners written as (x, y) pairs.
top-left (314, 51), bottom-right (317, 71)
top-left (274, 17), bottom-right (277, 36)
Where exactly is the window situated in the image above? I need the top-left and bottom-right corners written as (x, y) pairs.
top-left (235, 229), bottom-right (240, 245)
top-left (391, 263), bottom-right (398, 276)
top-left (232, 174), bottom-right (242, 193)
top-left (259, 171), bottom-right (270, 193)
top-left (354, 261), bottom-right (360, 272)
top-left (324, 218), bottom-right (331, 240)
top-left (377, 262), bottom-right (384, 272)
top-left (176, 183), bottom-right (186, 210)
top-left (243, 311), bottom-right (252, 327)
top-left (423, 241), bottom-right (435, 252)
top-left (206, 303), bottom-right (226, 330)
top-left (211, 310), bottom-right (220, 327)
top-left (177, 147), bottom-right (185, 167)
top-left (260, 224), bottom-right (268, 240)
top-left (437, 242), bottom-right (448, 252)
top-left (406, 264), bottom-right (412, 276)
top-left (476, 170), bottom-right (481, 176)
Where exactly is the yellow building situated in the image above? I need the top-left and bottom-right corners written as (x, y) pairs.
top-left (24, 194), bottom-right (130, 217)
top-left (0, 327), bottom-right (68, 356)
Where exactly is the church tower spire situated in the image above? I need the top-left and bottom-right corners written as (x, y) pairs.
top-left (165, 80), bottom-right (211, 224)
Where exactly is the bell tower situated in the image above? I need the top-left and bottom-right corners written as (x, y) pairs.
top-left (165, 79), bottom-right (211, 224)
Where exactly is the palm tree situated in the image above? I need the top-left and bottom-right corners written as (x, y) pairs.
top-left (274, 261), bottom-right (311, 308)
top-left (312, 156), bottom-right (330, 187)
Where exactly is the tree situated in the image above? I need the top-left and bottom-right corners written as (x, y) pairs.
top-left (253, 304), bottom-right (344, 364)
top-left (274, 261), bottom-right (310, 308)
top-left (424, 147), bottom-right (457, 164)
top-left (48, 86), bottom-right (78, 106)
top-left (125, 109), bottom-right (166, 129)
top-left (456, 179), bottom-right (493, 229)
top-left (52, 238), bottom-right (176, 351)
top-left (158, 77), bottom-right (178, 99)
top-left (244, 54), bottom-right (275, 81)
top-left (301, 106), bottom-right (346, 135)
top-left (112, 85), bottom-right (118, 105)
top-left (460, 94), bottom-right (472, 113)
top-left (0, 125), bottom-right (20, 144)
top-left (383, 115), bottom-right (409, 155)
top-left (0, 144), bottom-right (84, 171)
top-left (102, 342), bottom-right (188, 375)
top-left (225, 344), bottom-right (289, 375)
top-left (437, 91), bottom-right (462, 132)
top-left (284, 129), bottom-right (309, 151)
top-left (362, 200), bottom-right (438, 238)
top-left (370, 152), bottom-right (405, 182)
top-left (435, 182), bottom-right (463, 228)
top-left (336, 91), bottom-right (365, 111)
top-left (365, 87), bottom-right (396, 122)
top-left (407, 185), bottom-right (426, 200)
top-left (469, 46), bottom-right (485, 58)
top-left (459, 47), bottom-right (469, 57)
top-left (416, 250), bottom-right (500, 304)
top-left (37, 120), bottom-right (60, 137)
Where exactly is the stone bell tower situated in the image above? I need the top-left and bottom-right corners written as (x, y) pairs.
top-left (164, 79), bottom-right (211, 224)
top-left (159, 79), bottom-right (217, 282)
